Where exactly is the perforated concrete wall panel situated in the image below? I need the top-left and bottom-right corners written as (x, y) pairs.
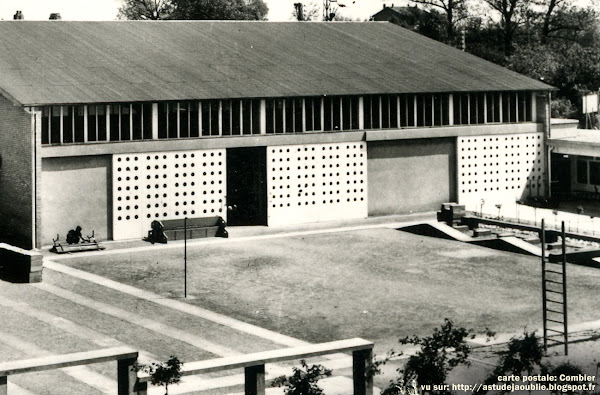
top-left (457, 132), bottom-right (545, 209)
top-left (113, 149), bottom-right (226, 240)
top-left (267, 142), bottom-right (368, 226)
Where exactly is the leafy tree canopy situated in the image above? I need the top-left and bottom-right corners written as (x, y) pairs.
top-left (119, 0), bottom-right (268, 20)
top-left (118, 0), bottom-right (174, 20)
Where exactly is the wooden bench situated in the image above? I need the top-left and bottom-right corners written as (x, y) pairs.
top-left (158, 216), bottom-right (227, 241)
top-left (0, 346), bottom-right (138, 395)
top-left (136, 338), bottom-right (374, 395)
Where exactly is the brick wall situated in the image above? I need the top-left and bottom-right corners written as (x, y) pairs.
top-left (0, 94), bottom-right (34, 249)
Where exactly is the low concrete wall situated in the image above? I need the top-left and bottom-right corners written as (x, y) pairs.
top-left (0, 243), bottom-right (43, 283)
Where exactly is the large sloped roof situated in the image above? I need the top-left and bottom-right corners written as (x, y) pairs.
top-left (0, 21), bottom-right (552, 106)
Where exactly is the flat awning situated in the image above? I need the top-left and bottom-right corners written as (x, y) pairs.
top-left (548, 128), bottom-right (600, 157)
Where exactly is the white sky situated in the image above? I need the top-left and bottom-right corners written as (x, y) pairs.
top-left (0, 0), bottom-right (593, 21)
top-left (0, 0), bottom-right (402, 21)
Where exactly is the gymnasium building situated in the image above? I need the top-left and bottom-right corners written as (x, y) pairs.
top-left (0, 21), bottom-right (552, 249)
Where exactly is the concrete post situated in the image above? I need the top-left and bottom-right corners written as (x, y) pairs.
top-left (358, 97), bottom-right (364, 130)
top-left (117, 356), bottom-right (139, 395)
top-left (352, 348), bottom-right (373, 395)
top-left (448, 94), bottom-right (454, 126)
top-left (134, 380), bottom-right (148, 395)
top-left (152, 103), bottom-right (158, 139)
top-left (244, 364), bottom-right (265, 395)
top-left (260, 100), bottom-right (266, 134)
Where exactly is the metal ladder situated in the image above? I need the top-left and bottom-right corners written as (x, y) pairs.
top-left (541, 219), bottom-right (568, 355)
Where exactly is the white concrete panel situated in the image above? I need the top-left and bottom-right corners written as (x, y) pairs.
top-left (457, 132), bottom-right (545, 210)
top-left (113, 149), bottom-right (226, 240)
top-left (267, 142), bottom-right (368, 226)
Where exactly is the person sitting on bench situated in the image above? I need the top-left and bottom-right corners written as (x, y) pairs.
top-left (149, 220), bottom-right (168, 244)
top-left (66, 226), bottom-right (85, 244)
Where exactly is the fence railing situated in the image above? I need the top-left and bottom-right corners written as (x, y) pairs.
top-left (0, 339), bottom-right (374, 395)
top-left (0, 346), bottom-right (138, 395)
top-left (136, 338), bottom-right (374, 395)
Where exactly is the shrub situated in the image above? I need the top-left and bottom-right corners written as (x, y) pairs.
top-left (476, 331), bottom-right (544, 394)
top-left (134, 356), bottom-right (183, 395)
top-left (546, 362), bottom-right (588, 395)
top-left (386, 318), bottom-right (473, 395)
top-left (271, 359), bottom-right (332, 395)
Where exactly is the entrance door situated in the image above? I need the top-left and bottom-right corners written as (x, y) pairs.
top-left (551, 153), bottom-right (571, 198)
top-left (226, 147), bottom-right (267, 226)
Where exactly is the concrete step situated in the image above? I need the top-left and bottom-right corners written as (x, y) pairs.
top-left (473, 228), bottom-right (492, 237)
top-left (453, 225), bottom-right (470, 234)
top-left (547, 242), bottom-right (564, 250)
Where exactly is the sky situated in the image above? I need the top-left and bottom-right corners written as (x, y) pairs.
top-left (0, 0), bottom-right (401, 21)
top-left (0, 0), bottom-right (595, 21)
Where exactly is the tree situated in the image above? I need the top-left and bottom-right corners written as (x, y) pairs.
top-left (134, 356), bottom-right (183, 395)
top-left (463, 16), bottom-right (506, 65)
top-left (539, 3), bottom-right (597, 42)
top-left (244, 0), bottom-right (269, 20)
top-left (118, 0), bottom-right (268, 20)
top-left (540, 0), bottom-right (568, 39)
top-left (409, 0), bottom-right (469, 45)
top-left (117, 0), bottom-right (174, 20)
top-left (170, 0), bottom-right (268, 20)
top-left (387, 6), bottom-right (448, 42)
top-left (504, 7), bottom-right (600, 118)
top-left (482, 0), bottom-right (532, 56)
top-left (292, 2), bottom-right (320, 21)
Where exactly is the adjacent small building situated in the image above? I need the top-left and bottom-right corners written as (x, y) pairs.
top-left (0, 21), bottom-right (553, 249)
top-left (371, 4), bottom-right (413, 22)
top-left (547, 120), bottom-right (600, 199)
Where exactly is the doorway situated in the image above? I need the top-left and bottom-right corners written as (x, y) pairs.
top-left (551, 153), bottom-right (571, 199)
top-left (226, 147), bottom-right (267, 226)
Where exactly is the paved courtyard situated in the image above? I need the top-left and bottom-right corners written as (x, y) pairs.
top-left (1, 213), bottom-right (600, 394)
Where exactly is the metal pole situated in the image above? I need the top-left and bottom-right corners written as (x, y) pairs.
top-left (562, 221), bottom-right (568, 355)
top-left (184, 217), bottom-right (187, 299)
top-left (541, 219), bottom-right (547, 352)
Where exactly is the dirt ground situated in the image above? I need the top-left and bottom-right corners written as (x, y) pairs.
top-left (61, 227), bottom-right (600, 356)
